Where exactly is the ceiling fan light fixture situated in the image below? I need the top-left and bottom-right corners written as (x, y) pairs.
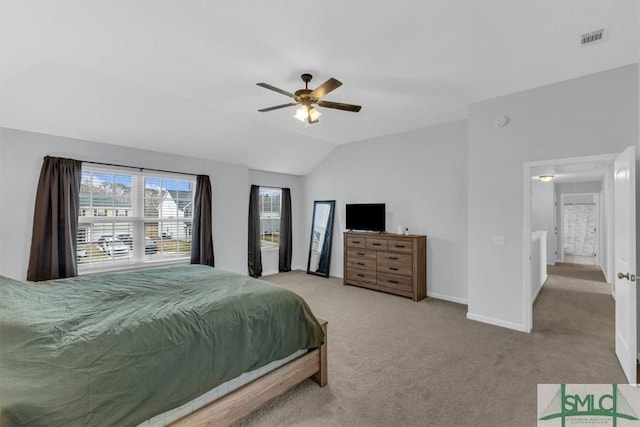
top-left (294, 106), bottom-right (309, 121)
top-left (258, 73), bottom-right (361, 123)
top-left (308, 107), bottom-right (321, 122)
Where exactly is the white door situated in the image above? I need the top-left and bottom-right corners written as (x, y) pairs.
top-left (614, 146), bottom-right (637, 384)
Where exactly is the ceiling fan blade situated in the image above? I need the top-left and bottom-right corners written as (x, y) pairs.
top-left (256, 82), bottom-right (297, 99)
top-left (310, 78), bottom-right (342, 99)
top-left (317, 100), bottom-right (362, 112)
top-left (258, 103), bottom-right (299, 112)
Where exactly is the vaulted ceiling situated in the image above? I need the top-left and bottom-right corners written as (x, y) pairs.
top-left (1, 1), bottom-right (638, 175)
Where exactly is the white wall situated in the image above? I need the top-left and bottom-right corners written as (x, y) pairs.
top-left (467, 64), bottom-right (639, 331)
top-left (0, 127), bottom-right (249, 280)
top-left (248, 170), bottom-right (306, 275)
top-left (531, 230), bottom-right (547, 301)
top-left (531, 179), bottom-right (554, 264)
top-left (304, 120), bottom-right (468, 304)
top-left (555, 181), bottom-right (602, 194)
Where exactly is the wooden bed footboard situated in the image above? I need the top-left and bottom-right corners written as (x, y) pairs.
top-left (171, 319), bottom-right (327, 427)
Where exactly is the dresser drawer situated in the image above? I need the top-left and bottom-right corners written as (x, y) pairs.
top-left (346, 257), bottom-right (376, 270)
top-left (377, 262), bottom-right (413, 277)
top-left (377, 252), bottom-right (412, 265)
top-left (388, 239), bottom-right (413, 254)
top-left (346, 235), bottom-right (366, 248)
top-left (347, 268), bottom-right (377, 285)
top-left (377, 272), bottom-right (413, 292)
top-left (366, 238), bottom-right (388, 251)
top-left (346, 248), bottom-right (376, 261)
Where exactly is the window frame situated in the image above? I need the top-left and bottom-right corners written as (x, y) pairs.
top-left (258, 187), bottom-right (282, 251)
top-left (77, 165), bottom-right (196, 274)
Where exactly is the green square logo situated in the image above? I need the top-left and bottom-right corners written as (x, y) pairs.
top-left (538, 384), bottom-right (640, 426)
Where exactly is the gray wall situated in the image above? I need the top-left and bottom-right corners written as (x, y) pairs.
top-left (467, 64), bottom-right (638, 330)
top-left (0, 127), bottom-right (250, 279)
top-left (248, 169), bottom-right (306, 275)
top-left (304, 120), bottom-right (469, 303)
top-left (531, 179), bottom-right (555, 264)
top-left (555, 181), bottom-right (602, 194)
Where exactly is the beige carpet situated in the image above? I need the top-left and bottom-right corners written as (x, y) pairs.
top-left (233, 266), bottom-right (625, 427)
top-left (547, 262), bottom-right (607, 283)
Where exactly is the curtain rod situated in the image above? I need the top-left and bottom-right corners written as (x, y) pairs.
top-left (82, 160), bottom-right (199, 178)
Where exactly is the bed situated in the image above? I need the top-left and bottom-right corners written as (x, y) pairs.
top-left (0, 265), bottom-right (327, 426)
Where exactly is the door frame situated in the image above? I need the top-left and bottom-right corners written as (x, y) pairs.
top-left (522, 152), bottom-right (616, 332)
top-left (558, 192), bottom-right (600, 266)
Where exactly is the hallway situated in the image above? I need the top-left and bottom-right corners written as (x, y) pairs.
top-left (533, 262), bottom-right (617, 367)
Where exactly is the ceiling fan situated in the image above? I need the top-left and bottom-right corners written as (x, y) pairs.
top-left (257, 73), bottom-right (362, 124)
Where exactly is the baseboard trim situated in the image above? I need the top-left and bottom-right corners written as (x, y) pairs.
top-left (427, 292), bottom-right (467, 305)
top-left (263, 267), bottom-right (307, 276)
top-left (466, 312), bottom-right (530, 333)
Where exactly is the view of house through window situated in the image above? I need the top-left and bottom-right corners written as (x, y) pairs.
top-left (77, 167), bottom-right (195, 270)
top-left (259, 187), bottom-right (281, 249)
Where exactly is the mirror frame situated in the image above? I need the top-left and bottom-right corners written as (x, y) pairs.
top-left (306, 200), bottom-right (336, 278)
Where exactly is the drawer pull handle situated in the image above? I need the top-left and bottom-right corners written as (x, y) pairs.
top-left (357, 274), bottom-right (365, 278)
top-left (389, 256), bottom-right (398, 260)
top-left (353, 240), bottom-right (361, 244)
top-left (357, 252), bottom-right (365, 256)
top-left (372, 243), bottom-right (381, 246)
top-left (395, 245), bottom-right (405, 248)
top-left (389, 267), bottom-right (399, 271)
top-left (388, 280), bottom-right (398, 284)
top-left (357, 262), bottom-right (365, 266)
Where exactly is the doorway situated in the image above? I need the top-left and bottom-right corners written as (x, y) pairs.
top-left (559, 192), bottom-right (600, 267)
top-left (522, 152), bottom-right (616, 332)
top-left (523, 148), bottom-right (638, 384)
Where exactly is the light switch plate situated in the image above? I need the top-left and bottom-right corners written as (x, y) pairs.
top-left (492, 235), bottom-right (505, 246)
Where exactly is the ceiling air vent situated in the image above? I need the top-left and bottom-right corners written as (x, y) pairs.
top-left (580, 29), bottom-right (604, 45)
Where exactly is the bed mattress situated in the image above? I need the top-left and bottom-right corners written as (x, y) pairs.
top-left (0, 265), bottom-right (324, 426)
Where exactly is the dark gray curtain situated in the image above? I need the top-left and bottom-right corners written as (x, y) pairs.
top-left (27, 156), bottom-right (82, 281)
top-left (317, 209), bottom-right (334, 274)
top-left (190, 175), bottom-right (215, 266)
top-left (278, 188), bottom-right (292, 272)
top-left (247, 185), bottom-right (262, 277)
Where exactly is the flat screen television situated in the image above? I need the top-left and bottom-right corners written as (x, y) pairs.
top-left (346, 203), bottom-right (385, 232)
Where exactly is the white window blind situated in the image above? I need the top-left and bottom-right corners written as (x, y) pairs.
top-left (259, 187), bottom-right (281, 249)
top-left (77, 166), bottom-right (195, 272)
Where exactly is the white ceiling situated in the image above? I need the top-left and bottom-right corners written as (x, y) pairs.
top-left (1, 1), bottom-right (638, 175)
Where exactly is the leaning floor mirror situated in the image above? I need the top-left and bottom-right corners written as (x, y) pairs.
top-left (307, 200), bottom-right (336, 278)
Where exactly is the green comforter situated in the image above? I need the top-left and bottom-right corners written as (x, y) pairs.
top-left (0, 265), bottom-right (324, 426)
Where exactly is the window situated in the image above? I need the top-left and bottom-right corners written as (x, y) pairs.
top-left (259, 187), bottom-right (281, 249)
top-left (77, 166), bottom-right (195, 271)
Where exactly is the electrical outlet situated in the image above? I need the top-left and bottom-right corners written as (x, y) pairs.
top-left (492, 235), bottom-right (505, 246)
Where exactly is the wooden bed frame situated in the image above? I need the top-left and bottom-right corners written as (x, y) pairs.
top-left (171, 319), bottom-right (327, 426)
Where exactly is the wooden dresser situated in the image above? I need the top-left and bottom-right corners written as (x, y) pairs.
top-left (343, 232), bottom-right (427, 301)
